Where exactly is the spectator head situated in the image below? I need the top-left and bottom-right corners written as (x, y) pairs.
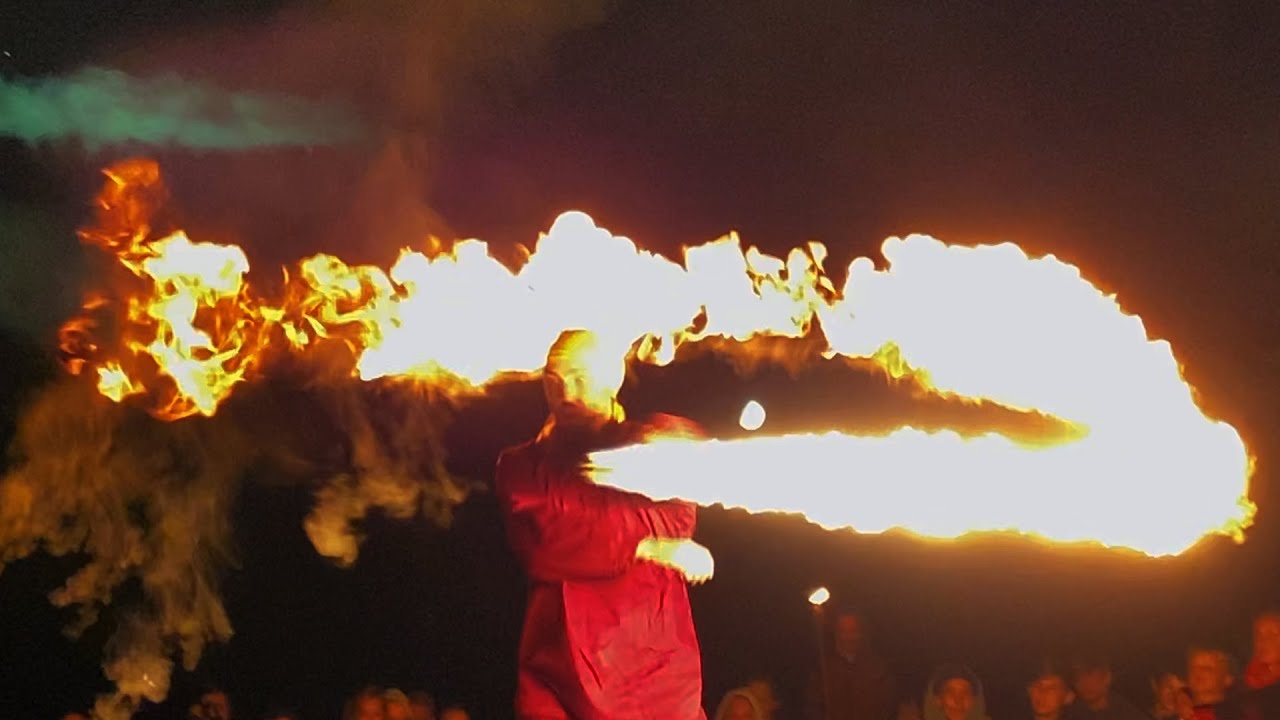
top-left (1253, 610), bottom-right (1280, 666)
top-left (60, 714), bottom-right (90, 720)
top-left (1187, 646), bottom-right (1234, 705)
top-left (1027, 661), bottom-right (1074, 720)
top-left (745, 676), bottom-right (780, 719)
top-left (832, 608), bottom-right (864, 657)
top-left (930, 665), bottom-right (982, 720)
top-left (407, 691), bottom-right (437, 720)
top-left (383, 689), bottom-right (412, 720)
top-left (200, 687), bottom-right (233, 720)
top-left (344, 686), bottom-right (386, 720)
top-left (438, 706), bottom-right (470, 720)
top-left (713, 688), bottom-right (764, 720)
top-left (1070, 654), bottom-right (1114, 709)
top-left (932, 666), bottom-right (978, 720)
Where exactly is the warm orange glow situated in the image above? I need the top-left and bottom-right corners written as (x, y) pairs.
top-left (60, 159), bottom-right (1255, 554)
top-left (808, 587), bottom-right (830, 606)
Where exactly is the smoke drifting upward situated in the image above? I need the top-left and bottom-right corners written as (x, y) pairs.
top-left (0, 375), bottom-right (465, 719)
top-left (0, 382), bottom-right (237, 719)
top-left (0, 1), bottom-right (614, 716)
top-left (41, 0), bottom-right (616, 303)
top-left (103, 0), bottom-right (609, 129)
top-left (0, 68), bottom-right (365, 149)
top-left (303, 384), bottom-right (466, 567)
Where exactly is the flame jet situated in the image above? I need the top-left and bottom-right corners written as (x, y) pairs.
top-left (61, 159), bottom-right (1254, 556)
top-left (587, 238), bottom-right (1254, 556)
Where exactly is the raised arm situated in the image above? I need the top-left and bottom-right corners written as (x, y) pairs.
top-left (496, 448), bottom-right (697, 583)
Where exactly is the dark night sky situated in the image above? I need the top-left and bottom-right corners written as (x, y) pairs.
top-left (3, 1), bottom-right (1280, 719)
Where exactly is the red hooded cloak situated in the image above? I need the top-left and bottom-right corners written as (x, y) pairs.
top-left (495, 414), bottom-right (706, 720)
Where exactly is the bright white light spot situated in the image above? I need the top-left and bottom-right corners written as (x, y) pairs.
top-left (739, 400), bottom-right (766, 431)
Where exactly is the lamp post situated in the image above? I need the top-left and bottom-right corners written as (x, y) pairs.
top-left (809, 587), bottom-right (831, 720)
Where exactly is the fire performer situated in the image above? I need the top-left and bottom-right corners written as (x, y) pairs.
top-left (495, 328), bottom-right (714, 720)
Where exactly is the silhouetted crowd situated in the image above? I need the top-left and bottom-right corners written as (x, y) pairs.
top-left (54, 607), bottom-right (1280, 720)
top-left (713, 608), bottom-right (1280, 720)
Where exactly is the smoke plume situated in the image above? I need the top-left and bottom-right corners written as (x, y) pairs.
top-left (0, 1), bottom-right (611, 715)
top-left (0, 67), bottom-right (364, 149)
top-left (0, 375), bottom-right (466, 719)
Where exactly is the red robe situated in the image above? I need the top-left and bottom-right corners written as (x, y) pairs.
top-left (495, 414), bottom-right (706, 720)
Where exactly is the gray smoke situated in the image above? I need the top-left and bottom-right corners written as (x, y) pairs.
top-left (0, 378), bottom-right (466, 719)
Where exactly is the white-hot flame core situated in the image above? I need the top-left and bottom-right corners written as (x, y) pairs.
top-left (588, 235), bottom-right (1252, 556)
top-left (68, 161), bottom-right (1254, 555)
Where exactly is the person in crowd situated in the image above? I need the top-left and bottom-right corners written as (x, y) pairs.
top-left (1151, 670), bottom-right (1190, 720)
top-left (746, 675), bottom-right (782, 720)
top-left (344, 686), bottom-right (386, 720)
top-left (383, 689), bottom-right (413, 720)
top-left (1243, 609), bottom-right (1280, 718)
top-left (438, 706), bottom-right (470, 720)
top-left (197, 687), bottom-right (233, 720)
top-left (1187, 646), bottom-right (1244, 720)
top-left (716, 687), bottom-right (766, 720)
top-left (805, 608), bottom-right (896, 720)
top-left (59, 714), bottom-right (89, 720)
top-left (407, 690), bottom-right (437, 720)
top-left (925, 664), bottom-right (989, 720)
top-left (495, 328), bottom-right (713, 719)
top-left (899, 663), bottom-right (990, 720)
top-left (1064, 655), bottom-right (1147, 720)
top-left (1027, 661), bottom-right (1075, 720)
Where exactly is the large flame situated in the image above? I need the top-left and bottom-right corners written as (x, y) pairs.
top-left (61, 159), bottom-right (1254, 554)
top-left (587, 239), bottom-right (1254, 555)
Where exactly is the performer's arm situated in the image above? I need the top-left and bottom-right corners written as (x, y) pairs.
top-left (497, 450), bottom-right (696, 582)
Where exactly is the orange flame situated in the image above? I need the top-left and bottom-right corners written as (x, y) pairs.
top-left (61, 161), bottom-right (854, 415)
top-left (61, 159), bottom-right (268, 418)
top-left (60, 159), bottom-right (1254, 555)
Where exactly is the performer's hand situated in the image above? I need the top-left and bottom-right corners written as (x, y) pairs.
top-left (636, 538), bottom-right (715, 584)
top-left (670, 539), bottom-right (714, 585)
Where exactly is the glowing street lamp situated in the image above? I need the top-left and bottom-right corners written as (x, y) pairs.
top-left (808, 587), bottom-right (832, 718)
